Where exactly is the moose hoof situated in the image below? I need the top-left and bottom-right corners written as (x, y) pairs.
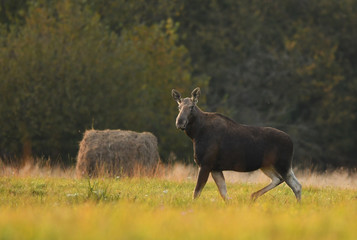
top-left (223, 196), bottom-right (232, 203)
top-left (250, 192), bottom-right (259, 201)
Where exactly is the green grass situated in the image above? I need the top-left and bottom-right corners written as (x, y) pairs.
top-left (0, 176), bottom-right (356, 239)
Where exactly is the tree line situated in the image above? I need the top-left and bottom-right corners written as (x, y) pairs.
top-left (0, 0), bottom-right (356, 170)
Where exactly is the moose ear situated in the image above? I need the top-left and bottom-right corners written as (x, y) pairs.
top-left (191, 87), bottom-right (200, 104)
top-left (172, 89), bottom-right (182, 103)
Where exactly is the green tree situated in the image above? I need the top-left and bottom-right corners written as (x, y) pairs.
top-left (0, 0), bottom-right (207, 163)
top-left (2, 0), bottom-right (357, 169)
top-left (170, 0), bottom-right (357, 169)
top-left (0, 0), bottom-right (28, 30)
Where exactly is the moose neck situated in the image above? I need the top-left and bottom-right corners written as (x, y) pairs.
top-left (184, 106), bottom-right (205, 140)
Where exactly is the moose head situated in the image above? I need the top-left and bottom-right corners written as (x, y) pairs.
top-left (172, 87), bottom-right (200, 130)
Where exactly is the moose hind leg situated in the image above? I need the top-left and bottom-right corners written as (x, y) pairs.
top-left (251, 167), bottom-right (284, 201)
top-left (283, 169), bottom-right (302, 202)
top-left (211, 171), bottom-right (228, 201)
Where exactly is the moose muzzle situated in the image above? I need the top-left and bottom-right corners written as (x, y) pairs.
top-left (176, 118), bottom-right (187, 130)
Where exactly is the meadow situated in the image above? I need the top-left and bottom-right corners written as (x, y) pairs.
top-left (0, 164), bottom-right (356, 240)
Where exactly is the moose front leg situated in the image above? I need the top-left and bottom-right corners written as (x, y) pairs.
top-left (211, 171), bottom-right (228, 201)
top-left (193, 166), bottom-right (210, 199)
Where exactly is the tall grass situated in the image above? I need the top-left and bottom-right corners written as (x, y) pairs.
top-left (0, 159), bottom-right (356, 239)
top-left (0, 176), bottom-right (356, 239)
top-left (1, 157), bottom-right (356, 189)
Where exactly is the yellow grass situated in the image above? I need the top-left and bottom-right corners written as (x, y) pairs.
top-left (3, 160), bottom-right (356, 189)
top-left (0, 161), bottom-right (356, 239)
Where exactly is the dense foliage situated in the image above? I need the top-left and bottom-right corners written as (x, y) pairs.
top-left (0, 0), bottom-right (356, 169)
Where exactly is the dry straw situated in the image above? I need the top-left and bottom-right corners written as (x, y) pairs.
top-left (76, 129), bottom-right (160, 177)
top-left (1, 157), bottom-right (356, 189)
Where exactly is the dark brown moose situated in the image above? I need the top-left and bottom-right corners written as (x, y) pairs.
top-left (172, 87), bottom-right (301, 202)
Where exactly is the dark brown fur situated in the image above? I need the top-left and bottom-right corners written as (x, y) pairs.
top-left (190, 112), bottom-right (292, 173)
top-left (172, 87), bottom-right (301, 202)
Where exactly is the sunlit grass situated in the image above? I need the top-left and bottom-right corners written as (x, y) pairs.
top-left (0, 177), bottom-right (356, 239)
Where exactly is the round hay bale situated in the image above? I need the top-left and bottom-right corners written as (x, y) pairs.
top-left (76, 129), bottom-right (159, 177)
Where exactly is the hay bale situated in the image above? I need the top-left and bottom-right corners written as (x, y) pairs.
top-left (76, 129), bottom-right (159, 177)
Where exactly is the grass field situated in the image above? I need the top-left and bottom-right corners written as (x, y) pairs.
top-left (0, 166), bottom-right (356, 240)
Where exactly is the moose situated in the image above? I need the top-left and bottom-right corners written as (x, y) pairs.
top-left (172, 87), bottom-right (301, 202)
